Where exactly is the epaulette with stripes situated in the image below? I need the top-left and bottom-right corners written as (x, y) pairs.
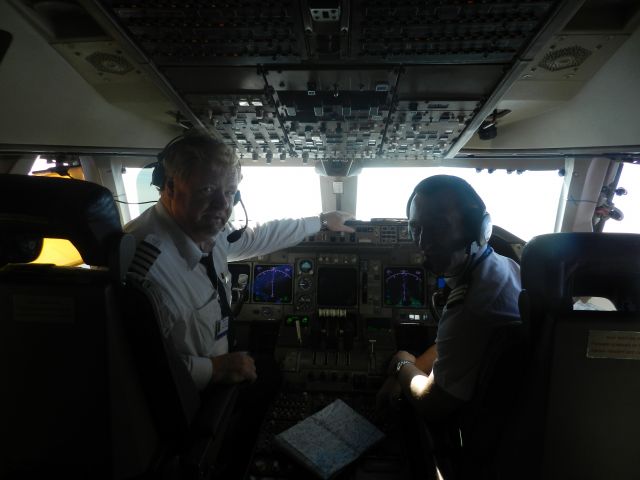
top-left (128, 235), bottom-right (162, 278)
top-left (446, 283), bottom-right (469, 309)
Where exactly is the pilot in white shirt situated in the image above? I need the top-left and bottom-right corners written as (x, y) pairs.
top-left (125, 134), bottom-right (354, 390)
top-left (127, 201), bottom-right (328, 389)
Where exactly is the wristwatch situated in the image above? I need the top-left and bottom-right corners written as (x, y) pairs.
top-left (395, 359), bottom-right (414, 376)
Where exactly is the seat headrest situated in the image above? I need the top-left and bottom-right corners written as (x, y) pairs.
top-left (0, 174), bottom-right (123, 267)
top-left (521, 233), bottom-right (640, 312)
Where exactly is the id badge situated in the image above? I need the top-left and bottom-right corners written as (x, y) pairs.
top-left (215, 316), bottom-right (229, 340)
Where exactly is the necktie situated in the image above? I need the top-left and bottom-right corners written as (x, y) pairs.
top-left (200, 254), bottom-right (235, 347)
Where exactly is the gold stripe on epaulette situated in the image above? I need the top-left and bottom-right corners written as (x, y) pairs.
top-left (128, 239), bottom-right (161, 278)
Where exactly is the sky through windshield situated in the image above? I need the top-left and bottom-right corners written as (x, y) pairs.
top-left (119, 162), bottom-right (637, 243)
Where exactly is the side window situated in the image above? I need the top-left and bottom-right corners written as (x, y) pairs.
top-left (604, 162), bottom-right (640, 234)
top-left (121, 165), bottom-right (159, 220)
top-left (30, 156), bottom-right (85, 180)
top-left (573, 297), bottom-right (617, 311)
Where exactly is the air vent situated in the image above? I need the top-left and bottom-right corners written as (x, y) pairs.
top-left (86, 52), bottom-right (133, 75)
top-left (538, 46), bottom-right (592, 72)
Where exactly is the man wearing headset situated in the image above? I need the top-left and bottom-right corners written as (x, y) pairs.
top-left (125, 134), bottom-right (354, 390)
top-left (377, 175), bottom-right (521, 422)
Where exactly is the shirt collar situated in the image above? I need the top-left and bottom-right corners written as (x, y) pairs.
top-left (154, 202), bottom-right (207, 270)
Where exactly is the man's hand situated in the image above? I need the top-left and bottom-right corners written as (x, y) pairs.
top-left (210, 352), bottom-right (257, 384)
top-left (320, 211), bottom-right (356, 233)
top-left (387, 350), bottom-right (417, 376)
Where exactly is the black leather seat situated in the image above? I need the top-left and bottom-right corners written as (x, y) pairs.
top-left (498, 232), bottom-right (640, 480)
top-left (122, 275), bottom-right (239, 478)
top-left (0, 173), bottom-right (154, 479)
top-left (0, 174), bottom-right (237, 479)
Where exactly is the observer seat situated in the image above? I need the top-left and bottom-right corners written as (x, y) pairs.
top-left (500, 232), bottom-right (640, 480)
top-left (0, 173), bottom-right (236, 479)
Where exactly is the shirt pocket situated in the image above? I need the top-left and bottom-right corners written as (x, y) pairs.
top-left (189, 295), bottom-right (222, 353)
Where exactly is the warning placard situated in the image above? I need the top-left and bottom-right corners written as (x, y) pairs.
top-left (587, 330), bottom-right (640, 360)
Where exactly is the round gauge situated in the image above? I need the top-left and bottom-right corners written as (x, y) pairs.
top-left (299, 259), bottom-right (314, 274)
top-left (298, 277), bottom-right (312, 290)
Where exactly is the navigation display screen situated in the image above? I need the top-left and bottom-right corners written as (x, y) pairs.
top-left (317, 267), bottom-right (358, 306)
top-left (383, 267), bottom-right (425, 307)
top-left (252, 264), bottom-right (294, 304)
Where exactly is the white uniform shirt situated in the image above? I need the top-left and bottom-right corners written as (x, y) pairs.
top-left (125, 203), bottom-right (321, 390)
top-left (432, 246), bottom-right (522, 401)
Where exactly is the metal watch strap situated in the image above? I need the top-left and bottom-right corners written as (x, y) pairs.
top-left (395, 359), bottom-right (414, 375)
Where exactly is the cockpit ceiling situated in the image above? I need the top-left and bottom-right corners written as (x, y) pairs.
top-left (83, 0), bottom-right (580, 168)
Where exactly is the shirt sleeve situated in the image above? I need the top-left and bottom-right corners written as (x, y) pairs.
top-left (181, 355), bottom-right (213, 391)
top-left (137, 275), bottom-right (215, 390)
top-left (226, 216), bottom-right (321, 261)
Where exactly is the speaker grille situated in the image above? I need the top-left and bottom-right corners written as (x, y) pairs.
top-left (538, 45), bottom-right (592, 72)
top-left (85, 52), bottom-right (133, 75)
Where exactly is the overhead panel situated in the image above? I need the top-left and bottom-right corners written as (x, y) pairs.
top-left (97, 0), bottom-right (566, 166)
top-left (348, 0), bottom-right (556, 64)
top-left (267, 68), bottom-right (397, 163)
top-left (108, 0), bottom-right (307, 66)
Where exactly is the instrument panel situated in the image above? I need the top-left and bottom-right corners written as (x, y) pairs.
top-left (230, 220), bottom-right (432, 393)
top-left (230, 220), bottom-right (426, 320)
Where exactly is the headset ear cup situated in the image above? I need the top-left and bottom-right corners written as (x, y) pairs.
top-left (151, 161), bottom-right (165, 188)
top-left (406, 191), bottom-right (416, 218)
top-left (152, 133), bottom-right (189, 188)
top-left (233, 191), bottom-right (241, 206)
top-left (478, 212), bottom-right (493, 247)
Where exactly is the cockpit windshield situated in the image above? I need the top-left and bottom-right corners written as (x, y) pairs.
top-left (123, 164), bottom-right (565, 241)
top-left (239, 166), bottom-right (322, 222)
top-left (357, 167), bottom-right (565, 241)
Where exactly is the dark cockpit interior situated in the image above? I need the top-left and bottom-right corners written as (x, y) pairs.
top-left (1, 0), bottom-right (640, 479)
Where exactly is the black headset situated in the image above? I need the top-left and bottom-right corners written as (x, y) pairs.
top-left (151, 133), bottom-right (187, 190)
top-left (406, 175), bottom-right (493, 249)
top-left (151, 134), bottom-right (248, 243)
